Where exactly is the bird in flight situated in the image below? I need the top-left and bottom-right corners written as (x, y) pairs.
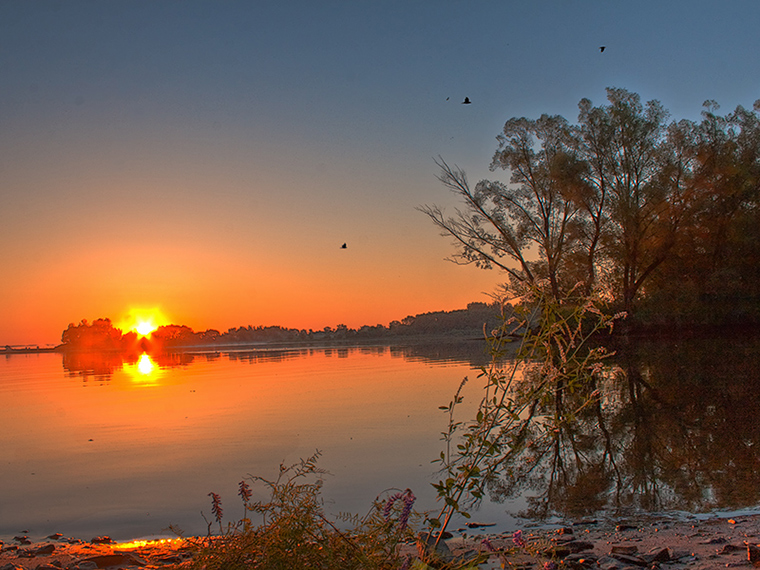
top-left (462, 97), bottom-right (471, 104)
top-left (599, 46), bottom-right (606, 52)
top-left (341, 243), bottom-right (347, 249)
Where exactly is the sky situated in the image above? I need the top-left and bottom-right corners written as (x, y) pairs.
top-left (2, 1), bottom-right (759, 345)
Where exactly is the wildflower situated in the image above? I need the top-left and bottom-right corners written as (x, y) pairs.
top-left (512, 529), bottom-right (526, 548)
top-left (382, 489), bottom-right (416, 530)
top-left (238, 480), bottom-right (252, 504)
top-left (383, 492), bottom-right (402, 520)
top-left (398, 489), bottom-right (416, 530)
top-left (208, 492), bottom-right (223, 523)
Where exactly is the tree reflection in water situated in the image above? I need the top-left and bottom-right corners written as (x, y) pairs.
top-left (62, 351), bottom-right (196, 380)
top-left (486, 334), bottom-right (760, 520)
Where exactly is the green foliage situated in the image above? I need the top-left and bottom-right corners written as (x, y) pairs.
top-left (179, 452), bottom-right (420, 570)
top-left (429, 284), bottom-right (622, 542)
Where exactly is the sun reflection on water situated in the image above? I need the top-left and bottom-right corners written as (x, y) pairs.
top-left (123, 353), bottom-right (162, 386)
top-left (115, 537), bottom-right (185, 550)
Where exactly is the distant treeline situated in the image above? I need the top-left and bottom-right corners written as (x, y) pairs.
top-left (58, 302), bottom-right (509, 352)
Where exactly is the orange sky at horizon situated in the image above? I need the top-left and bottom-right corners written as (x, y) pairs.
top-left (2, 229), bottom-right (504, 345)
top-left (4, 3), bottom-right (758, 346)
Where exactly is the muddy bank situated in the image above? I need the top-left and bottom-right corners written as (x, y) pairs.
top-left (4, 513), bottom-right (760, 569)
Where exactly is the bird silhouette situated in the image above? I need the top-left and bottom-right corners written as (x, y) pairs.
top-left (341, 243), bottom-right (347, 249)
top-left (462, 97), bottom-right (471, 104)
top-left (599, 46), bottom-right (605, 52)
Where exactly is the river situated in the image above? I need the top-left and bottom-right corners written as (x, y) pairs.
top-left (3, 334), bottom-right (760, 542)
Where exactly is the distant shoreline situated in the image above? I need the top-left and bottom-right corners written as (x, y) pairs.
top-left (6, 321), bottom-right (760, 357)
top-left (1, 335), bottom-right (490, 356)
top-left (1, 345), bottom-right (59, 354)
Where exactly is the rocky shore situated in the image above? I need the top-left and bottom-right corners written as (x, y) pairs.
top-left (3, 513), bottom-right (760, 569)
top-left (0, 536), bottom-right (191, 570)
top-left (421, 513), bottom-right (760, 569)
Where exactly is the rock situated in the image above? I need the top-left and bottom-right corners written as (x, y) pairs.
top-left (563, 540), bottom-right (595, 552)
top-left (546, 539), bottom-right (595, 557)
top-left (611, 545), bottom-right (639, 555)
top-left (416, 532), bottom-right (453, 562)
top-left (12, 537), bottom-right (30, 545)
top-left (34, 565), bottom-right (61, 570)
top-left (642, 547), bottom-right (670, 563)
top-left (464, 522), bottom-right (495, 528)
top-left (73, 563), bottom-right (98, 570)
top-left (89, 537), bottom-right (113, 545)
top-left (0, 564), bottom-right (23, 570)
top-left (699, 536), bottom-right (727, 544)
top-left (615, 524), bottom-right (637, 532)
top-left (563, 552), bottom-right (598, 567)
top-left (76, 554), bottom-right (145, 568)
top-left (46, 534), bottom-right (64, 540)
top-left (609, 552), bottom-right (647, 566)
top-left (747, 543), bottom-right (760, 563)
top-left (596, 555), bottom-right (624, 570)
top-left (718, 543), bottom-right (745, 554)
top-left (35, 544), bottom-right (56, 555)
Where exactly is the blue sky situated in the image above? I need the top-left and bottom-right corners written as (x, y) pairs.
top-left (1, 1), bottom-right (758, 344)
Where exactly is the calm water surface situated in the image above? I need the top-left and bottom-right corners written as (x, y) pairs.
top-left (2, 344), bottom-right (516, 541)
top-left (4, 336), bottom-right (760, 542)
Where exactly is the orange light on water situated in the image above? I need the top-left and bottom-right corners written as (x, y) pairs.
top-left (137, 353), bottom-right (155, 375)
top-left (115, 537), bottom-right (185, 550)
top-left (123, 353), bottom-right (161, 386)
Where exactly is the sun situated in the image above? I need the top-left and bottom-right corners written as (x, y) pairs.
top-left (135, 320), bottom-right (157, 337)
top-left (118, 307), bottom-right (171, 338)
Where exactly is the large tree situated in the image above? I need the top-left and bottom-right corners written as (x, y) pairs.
top-left (423, 88), bottom-right (725, 315)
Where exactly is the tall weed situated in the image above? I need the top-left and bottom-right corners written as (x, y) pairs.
top-left (180, 451), bottom-right (419, 570)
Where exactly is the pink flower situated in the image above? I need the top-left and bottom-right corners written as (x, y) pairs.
top-left (208, 492), bottom-right (223, 523)
top-left (238, 480), bottom-right (252, 504)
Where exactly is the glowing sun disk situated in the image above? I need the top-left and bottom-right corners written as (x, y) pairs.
top-left (118, 307), bottom-right (170, 338)
top-left (135, 320), bottom-right (156, 336)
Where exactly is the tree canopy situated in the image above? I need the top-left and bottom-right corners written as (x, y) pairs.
top-left (422, 88), bottom-right (760, 323)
